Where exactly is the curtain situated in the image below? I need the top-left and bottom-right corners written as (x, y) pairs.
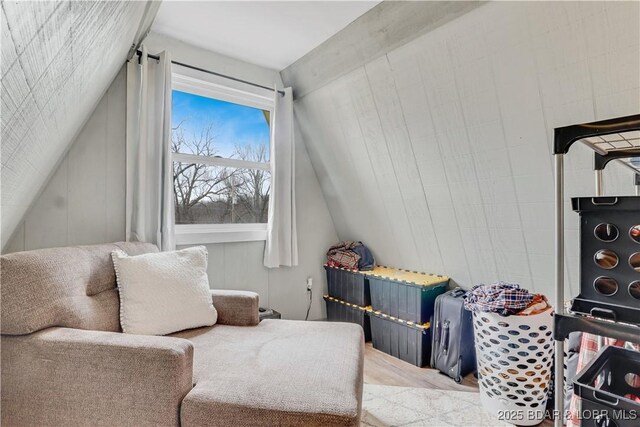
top-left (264, 87), bottom-right (298, 268)
top-left (125, 48), bottom-right (175, 251)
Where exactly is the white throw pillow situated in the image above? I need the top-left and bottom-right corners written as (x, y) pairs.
top-left (111, 246), bottom-right (217, 335)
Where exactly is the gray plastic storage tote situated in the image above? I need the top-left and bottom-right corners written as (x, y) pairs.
top-left (369, 310), bottom-right (431, 367)
top-left (324, 265), bottom-right (370, 306)
top-left (368, 266), bottom-right (448, 323)
top-left (324, 295), bottom-right (371, 342)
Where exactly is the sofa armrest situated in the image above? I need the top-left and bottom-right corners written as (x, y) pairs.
top-left (1, 327), bottom-right (193, 426)
top-left (211, 290), bottom-right (259, 326)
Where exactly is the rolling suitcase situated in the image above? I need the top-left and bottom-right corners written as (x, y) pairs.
top-left (430, 288), bottom-right (477, 382)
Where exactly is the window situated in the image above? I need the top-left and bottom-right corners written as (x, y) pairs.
top-left (171, 73), bottom-right (273, 244)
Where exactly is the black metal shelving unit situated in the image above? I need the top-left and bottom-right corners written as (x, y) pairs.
top-left (552, 114), bottom-right (640, 427)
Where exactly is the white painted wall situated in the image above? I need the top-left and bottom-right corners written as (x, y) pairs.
top-left (1, 1), bottom-right (155, 250)
top-left (4, 66), bottom-right (127, 254)
top-left (6, 33), bottom-right (338, 321)
top-left (292, 1), bottom-right (640, 300)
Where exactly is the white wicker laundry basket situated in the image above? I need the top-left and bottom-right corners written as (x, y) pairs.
top-left (472, 308), bottom-right (554, 426)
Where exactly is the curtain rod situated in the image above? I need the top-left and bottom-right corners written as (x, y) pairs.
top-left (137, 50), bottom-right (285, 97)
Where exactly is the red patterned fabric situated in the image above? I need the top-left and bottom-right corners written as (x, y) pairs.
top-left (326, 241), bottom-right (361, 270)
top-left (567, 333), bottom-right (640, 427)
top-left (463, 282), bottom-right (535, 315)
top-left (325, 259), bottom-right (358, 270)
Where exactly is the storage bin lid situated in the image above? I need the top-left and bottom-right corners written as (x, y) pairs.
top-left (367, 266), bottom-right (449, 287)
top-left (370, 310), bottom-right (431, 330)
top-left (323, 264), bottom-right (359, 272)
top-left (323, 295), bottom-right (371, 311)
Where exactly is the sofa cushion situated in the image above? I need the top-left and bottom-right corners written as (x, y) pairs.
top-left (112, 246), bottom-right (217, 335)
top-left (1, 242), bottom-right (158, 335)
top-left (173, 319), bottom-right (364, 427)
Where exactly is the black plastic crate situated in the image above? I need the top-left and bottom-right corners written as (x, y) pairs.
top-left (369, 267), bottom-right (448, 323)
top-left (574, 346), bottom-right (640, 427)
top-left (324, 265), bottom-right (370, 306)
top-left (324, 295), bottom-right (371, 342)
top-left (571, 196), bottom-right (640, 324)
top-left (369, 311), bottom-right (431, 367)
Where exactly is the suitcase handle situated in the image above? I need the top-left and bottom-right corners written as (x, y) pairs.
top-left (593, 390), bottom-right (618, 406)
top-left (449, 288), bottom-right (466, 298)
top-left (442, 321), bottom-right (450, 355)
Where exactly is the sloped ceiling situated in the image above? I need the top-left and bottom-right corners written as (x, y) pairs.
top-left (151, 1), bottom-right (381, 70)
top-left (1, 1), bottom-right (158, 249)
top-left (291, 1), bottom-right (639, 297)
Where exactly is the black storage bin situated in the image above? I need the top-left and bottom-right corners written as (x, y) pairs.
top-left (369, 266), bottom-right (448, 324)
top-left (324, 295), bottom-right (371, 342)
top-left (573, 346), bottom-right (640, 427)
top-left (324, 265), bottom-right (370, 306)
top-left (369, 311), bottom-right (431, 367)
top-left (571, 196), bottom-right (640, 324)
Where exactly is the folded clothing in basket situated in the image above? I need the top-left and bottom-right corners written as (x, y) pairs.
top-left (517, 294), bottom-right (550, 316)
top-left (464, 282), bottom-right (549, 316)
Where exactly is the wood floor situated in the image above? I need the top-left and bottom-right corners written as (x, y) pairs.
top-left (363, 342), bottom-right (478, 391)
top-left (363, 343), bottom-right (554, 427)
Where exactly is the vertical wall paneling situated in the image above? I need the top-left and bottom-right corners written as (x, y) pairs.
top-left (290, 1), bottom-right (640, 299)
top-left (365, 56), bottom-right (445, 273)
top-left (105, 70), bottom-right (127, 243)
top-left (3, 222), bottom-right (24, 254)
top-left (388, 47), bottom-right (474, 286)
top-left (1, 1), bottom-right (154, 249)
top-left (352, 68), bottom-right (423, 269)
top-left (222, 241), bottom-right (270, 306)
top-left (203, 243), bottom-right (226, 290)
top-left (330, 75), bottom-right (402, 262)
top-left (23, 157), bottom-right (68, 250)
top-left (67, 93), bottom-right (108, 244)
top-left (5, 34), bottom-right (339, 321)
top-left (10, 67), bottom-right (128, 251)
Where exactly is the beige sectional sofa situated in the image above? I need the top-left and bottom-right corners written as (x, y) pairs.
top-left (1, 242), bottom-right (364, 426)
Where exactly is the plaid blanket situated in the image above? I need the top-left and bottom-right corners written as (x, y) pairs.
top-left (463, 282), bottom-right (534, 315)
top-left (326, 241), bottom-right (361, 270)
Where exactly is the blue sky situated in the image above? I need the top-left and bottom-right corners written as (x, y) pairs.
top-left (172, 90), bottom-right (270, 159)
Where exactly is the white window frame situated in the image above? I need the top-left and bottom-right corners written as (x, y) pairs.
top-left (171, 72), bottom-right (274, 245)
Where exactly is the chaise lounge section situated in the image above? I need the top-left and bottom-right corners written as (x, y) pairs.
top-left (1, 242), bottom-right (364, 426)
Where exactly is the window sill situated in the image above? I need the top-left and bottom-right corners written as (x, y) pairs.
top-left (175, 224), bottom-right (267, 245)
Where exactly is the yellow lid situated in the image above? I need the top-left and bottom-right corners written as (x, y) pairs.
top-left (325, 264), bottom-right (448, 286)
top-left (367, 266), bottom-right (448, 286)
top-left (323, 295), bottom-right (369, 310)
top-left (371, 309), bottom-right (431, 329)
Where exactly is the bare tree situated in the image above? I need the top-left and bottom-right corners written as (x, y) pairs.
top-left (172, 122), bottom-right (270, 224)
top-left (173, 122), bottom-right (238, 223)
top-left (232, 144), bottom-right (270, 222)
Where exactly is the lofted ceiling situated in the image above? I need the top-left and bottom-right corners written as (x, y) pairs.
top-left (293, 1), bottom-right (640, 297)
top-left (1, 1), bottom-right (157, 249)
top-left (151, 0), bottom-right (380, 70)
